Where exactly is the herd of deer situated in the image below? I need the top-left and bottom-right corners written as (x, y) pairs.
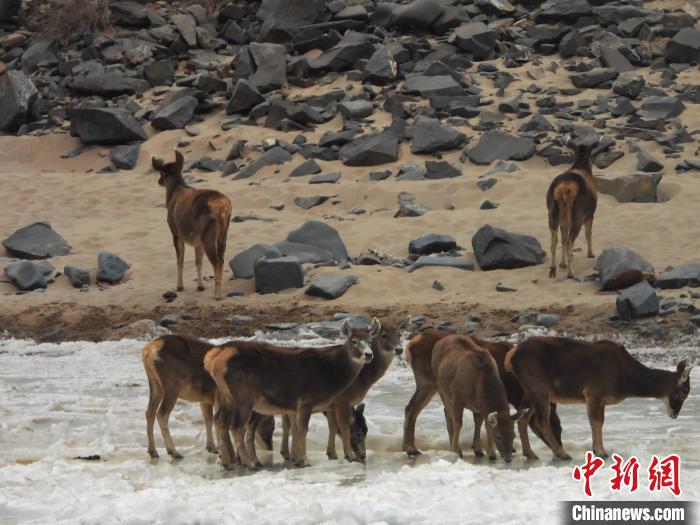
top-left (144, 140), bottom-right (692, 470)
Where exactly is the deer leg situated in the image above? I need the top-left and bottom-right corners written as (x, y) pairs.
top-left (532, 397), bottom-right (570, 460)
top-left (325, 407), bottom-right (339, 460)
top-left (585, 217), bottom-right (594, 258)
top-left (145, 378), bottom-right (163, 459)
top-left (566, 237), bottom-right (576, 279)
top-left (335, 402), bottom-right (355, 462)
top-left (519, 408), bottom-right (538, 460)
top-left (245, 413), bottom-right (259, 463)
top-left (172, 234), bottom-right (185, 291)
top-left (232, 399), bottom-right (258, 468)
top-left (449, 404), bottom-right (464, 458)
top-left (200, 402), bottom-right (217, 454)
top-left (156, 390), bottom-right (182, 459)
top-left (549, 228), bottom-right (558, 278)
top-left (559, 227), bottom-right (567, 268)
top-left (195, 245), bottom-right (205, 292)
top-left (281, 415), bottom-right (291, 460)
top-left (471, 413), bottom-right (485, 457)
top-left (203, 237), bottom-right (224, 301)
top-left (214, 403), bottom-right (236, 470)
top-left (586, 397), bottom-right (607, 458)
top-left (403, 383), bottom-right (437, 456)
top-left (484, 415), bottom-right (497, 461)
top-left (294, 404), bottom-right (313, 467)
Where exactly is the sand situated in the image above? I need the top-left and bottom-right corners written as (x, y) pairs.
top-left (1, 57), bottom-right (699, 341)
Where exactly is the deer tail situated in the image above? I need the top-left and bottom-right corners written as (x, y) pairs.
top-left (504, 344), bottom-right (518, 374)
top-left (203, 346), bottom-right (236, 407)
top-left (141, 338), bottom-right (165, 392)
top-left (553, 181), bottom-right (578, 235)
top-left (211, 197), bottom-right (231, 262)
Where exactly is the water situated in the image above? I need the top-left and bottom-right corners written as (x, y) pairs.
top-left (0, 335), bottom-right (698, 524)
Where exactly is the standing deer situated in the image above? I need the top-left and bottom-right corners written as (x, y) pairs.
top-left (506, 336), bottom-right (693, 460)
top-left (402, 330), bottom-right (561, 459)
top-left (141, 334), bottom-right (274, 459)
top-left (432, 335), bottom-right (524, 462)
top-left (546, 138), bottom-right (598, 279)
top-left (152, 150), bottom-right (232, 300)
top-left (204, 319), bottom-right (379, 469)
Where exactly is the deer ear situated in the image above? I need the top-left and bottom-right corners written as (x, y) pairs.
top-left (486, 412), bottom-right (498, 427)
top-left (681, 365), bottom-right (693, 383)
top-left (174, 150), bottom-right (184, 173)
top-left (340, 319), bottom-right (351, 338)
top-left (511, 409), bottom-right (526, 421)
top-left (355, 403), bottom-right (365, 416)
top-left (370, 317), bottom-right (382, 336)
top-left (152, 157), bottom-right (164, 171)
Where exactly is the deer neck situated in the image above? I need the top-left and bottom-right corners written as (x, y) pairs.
top-left (164, 176), bottom-right (188, 205)
top-left (622, 360), bottom-right (677, 399)
top-left (362, 345), bottom-right (394, 382)
top-left (571, 147), bottom-right (593, 175)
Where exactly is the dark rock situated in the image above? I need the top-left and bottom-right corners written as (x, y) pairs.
top-left (409, 233), bottom-right (457, 256)
top-left (599, 46), bottom-right (634, 73)
top-left (21, 39), bottom-right (57, 74)
top-left (70, 108), bottom-right (147, 145)
top-left (2, 222), bottom-right (71, 259)
top-left (477, 178), bottom-right (497, 191)
top-left (290, 159), bottom-right (322, 177)
top-left (612, 72), bottom-right (645, 99)
top-left (0, 71), bottom-right (38, 132)
top-left (534, 0), bottom-right (592, 23)
top-left (339, 99), bottom-right (374, 120)
top-left (559, 30), bottom-right (585, 58)
top-left (480, 200), bottom-right (498, 210)
top-left (255, 256), bottom-right (304, 294)
top-left (598, 246), bottom-right (654, 290)
top-left (69, 74), bottom-right (148, 97)
top-left (249, 43), bottom-right (287, 93)
top-left (425, 161), bottom-right (461, 179)
top-left (665, 27), bottom-right (700, 64)
top-left (151, 96), bottom-right (197, 130)
top-left (370, 170), bottom-right (391, 181)
top-left (451, 22), bottom-right (497, 60)
top-left (275, 240), bottom-right (333, 263)
top-left (172, 13), bottom-right (197, 47)
top-left (636, 146), bottom-right (663, 173)
top-left (0, 0), bottom-right (20, 21)
top-left (227, 79), bottom-right (265, 114)
top-left (466, 130), bottom-right (535, 165)
top-left (109, 144), bottom-right (140, 170)
top-left (339, 131), bottom-right (399, 166)
top-left (4, 261), bottom-right (46, 291)
top-left (294, 196), bottom-right (330, 209)
top-left (308, 31), bottom-right (374, 72)
top-left (306, 273), bottom-right (357, 299)
top-left (286, 220), bottom-right (348, 262)
top-left (537, 313), bottom-right (560, 328)
top-left (257, 0), bottom-right (325, 43)
top-left (408, 256), bottom-right (474, 272)
top-left (410, 118), bottom-right (466, 154)
top-left (640, 97), bottom-right (685, 119)
top-left (234, 147), bottom-right (292, 179)
top-left (364, 46), bottom-right (398, 85)
top-left (655, 264), bottom-right (700, 289)
top-left (617, 281), bottom-right (659, 320)
top-left (319, 130), bottom-right (357, 148)
top-left (595, 173), bottom-right (661, 203)
top-left (97, 252), bottom-right (128, 283)
top-left (496, 283), bottom-right (517, 292)
top-left (471, 224), bottom-right (544, 270)
top-left (229, 244), bottom-right (283, 279)
top-left (144, 60), bottom-right (176, 87)
top-left (403, 74), bottom-right (464, 99)
top-left (64, 264), bottom-right (90, 288)
top-left (432, 280), bottom-right (445, 291)
top-left (310, 172), bottom-right (340, 184)
top-left (569, 68), bottom-right (619, 89)
top-left (370, 0), bottom-right (444, 30)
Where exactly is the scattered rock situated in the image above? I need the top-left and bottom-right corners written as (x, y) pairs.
top-left (254, 256), bottom-right (304, 294)
top-left (151, 96), bottom-right (198, 130)
top-left (640, 97), bottom-right (685, 119)
top-left (2, 222), bottom-right (71, 259)
top-left (286, 220), bottom-right (348, 262)
top-left (595, 173), bottom-right (662, 203)
top-left (234, 147), bottom-right (292, 179)
top-left (249, 42), bottom-right (288, 93)
top-left (339, 131), bottom-right (399, 166)
top-left (410, 118), bottom-right (466, 154)
top-left (636, 147), bottom-right (663, 173)
top-left (665, 27), bottom-right (700, 64)
top-left (4, 260), bottom-right (47, 291)
top-left (537, 313), bottom-right (560, 328)
top-left (310, 172), bottom-right (340, 184)
top-left (64, 265), bottom-right (90, 288)
top-left (451, 22), bottom-right (497, 60)
top-left (466, 130), bottom-right (535, 165)
top-left (290, 159), bottom-right (322, 177)
top-left (0, 70), bottom-right (37, 132)
top-left (597, 246), bottom-right (654, 290)
top-left (96, 251), bottom-right (129, 283)
top-left (655, 263), bottom-right (700, 289)
top-left (229, 244), bottom-right (283, 279)
top-left (409, 234), bottom-right (457, 256)
top-left (617, 281), bottom-right (659, 321)
top-left (408, 256), bottom-right (474, 272)
top-left (472, 224), bottom-right (544, 270)
top-left (612, 72), bottom-right (645, 99)
top-left (569, 68), bottom-right (619, 89)
top-left (306, 273), bottom-right (357, 299)
top-left (109, 144), bottom-right (140, 170)
top-left (70, 107), bottom-right (147, 145)
top-left (227, 79), bottom-right (265, 114)
top-left (339, 99), bottom-right (374, 120)
top-left (294, 195), bottom-right (330, 209)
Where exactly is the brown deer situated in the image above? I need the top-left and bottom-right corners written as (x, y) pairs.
top-left (431, 334), bottom-right (524, 462)
top-left (141, 334), bottom-right (274, 459)
top-left (278, 320), bottom-right (403, 462)
top-left (546, 139), bottom-right (598, 279)
top-left (152, 150), bottom-right (232, 300)
top-left (506, 336), bottom-right (693, 460)
top-left (204, 318), bottom-right (380, 469)
top-left (402, 330), bottom-right (561, 460)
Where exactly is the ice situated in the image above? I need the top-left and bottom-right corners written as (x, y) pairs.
top-left (0, 335), bottom-right (698, 525)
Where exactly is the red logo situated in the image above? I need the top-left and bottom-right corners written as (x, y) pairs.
top-left (648, 454), bottom-right (681, 497)
top-left (573, 451), bottom-right (605, 497)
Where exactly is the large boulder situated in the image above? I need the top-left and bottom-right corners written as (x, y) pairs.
top-left (409, 234), bottom-right (458, 256)
top-left (286, 220), bottom-right (348, 262)
top-left (595, 173), bottom-right (662, 203)
top-left (0, 71), bottom-right (38, 132)
top-left (0, 0), bottom-right (20, 21)
top-left (597, 246), bottom-right (654, 290)
top-left (451, 22), bottom-right (497, 60)
top-left (408, 255), bottom-right (474, 272)
top-left (612, 72), bottom-right (645, 99)
top-left (569, 68), bottom-right (618, 89)
top-left (2, 222), bottom-right (70, 259)
top-left (655, 263), bottom-right (700, 289)
top-left (233, 146), bottom-right (292, 179)
top-left (69, 74), bottom-right (148, 97)
top-left (308, 31), bottom-right (374, 72)
top-left (534, 0), bottom-right (593, 23)
top-left (339, 131), bottom-right (399, 166)
top-left (370, 0), bottom-right (444, 30)
top-left (4, 260), bottom-right (46, 291)
top-left (151, 96), bottom-right (198, 130)
top-left (109, 144), bottom-right (140, 170)
top-left (249, 43), bottom-right (287, 93)
top-left (364, 46), bottom-right (398, 85)
top-left (70, 107), bottom-right (147, 145)
top-left (97, 251), bottom-right (128, 283)
top-left (226, 79), bottom-right (265, 114)
top-left (172, 13), bottom-right (197, 47)
top-left (403, 74), bottom-right (465, 98)
top-left (275, 240), bottom-right (334, 263)
top-left (665, 28), bottom-right (700, 64)
top-left (616, 281), bottom-right (659, 321)
top-left (257, 0), bottom-right (325, 43)
top-left (254, 256), bottom-right (304, 294)
top-left (471, 225), bottom-right (544, 270)
top-left (410, 118), bottom-right (466, 154)
top-left (466, 130), bottom-right (535, 165)
top-left (306, 273), bottom-right (357, 299)
top-left (640, 97), bottom-right (685, 119)
top-left (229, 244), bottom-right (283, 279)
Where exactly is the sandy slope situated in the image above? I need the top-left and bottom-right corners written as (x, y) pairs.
top-left (0, 59), bottom-right (699, 337)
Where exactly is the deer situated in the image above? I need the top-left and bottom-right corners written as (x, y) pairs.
top-left (204, 318), bottom-right (380, 469)
top-left (141, 334), bottom-right (274, 460)
top-left (506, 336), bottom-right (693, 460)
top-left (546, 138), bottom-right (598, 279)
top-left (402, 330), bottom-right (562, 460)
top-left (278, 320), bottom-right (403, 462)
top-left (152, 150), bottom-right (232, 300)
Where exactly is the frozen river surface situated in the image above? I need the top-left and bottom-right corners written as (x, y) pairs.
top-left (0, 334), bottom-right (698, 525)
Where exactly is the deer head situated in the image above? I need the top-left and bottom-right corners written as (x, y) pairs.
top-left (340, 318), bottom-right (378, 365)
top-left (373, 320), bottom-right (403, 357)
top-left (665, 358), bottom-right (693, 419)
top-left (486, 410), bottom-right (525, 462)
top-left (152, 150), bottom-right (184, 187)
top-left (349, 403), bottom-right (368, 460)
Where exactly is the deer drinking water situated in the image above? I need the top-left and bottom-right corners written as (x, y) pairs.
top-left (152, 150), bottom-right (232, 300)
top-left (506, 336), bottom-right (693, 460)
top-left (546, 138), bottom-right (598, 279)
top-left (204, 318), bottom-right (379, 469)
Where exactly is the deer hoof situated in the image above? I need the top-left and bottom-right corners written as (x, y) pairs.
top-left (559, 262), bottom-right (567, 269)
top-left (556, 452), bottom-right (572, 461)
top-left (167, 450), bottom-right (184, 460)
top-left (549, 267), bottom-right (556, 278)
top-left (473, 448), bottom-right (485, 457)
top-left (406, 448), bottom-right (422, 457)
top-left (327, 451), bottom-right (338, 460)
top-left (221, 461), bottom-right (235, 471)
top-left (588, 253), bottom-right (595, 259)
top-left (524, 451), bottom-right (539, 460)
top-left (214, 296), bottom-right (224, 301)
top-left (594, 449), bottom-right (609, 459)
top-left (176, 286), bottom-right (184, 292)
top-left (488, 453), bottom-right (497, 461)
top-left (197, 285), bottom-right (205, 292)
top-left (206, 445), bottom-right (218, 454)
top-left (148, 449), bottom-right (159, 459)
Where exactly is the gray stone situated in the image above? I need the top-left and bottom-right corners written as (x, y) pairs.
top-left (2, 222), bottom-right (71, 259)
top-left (411, 118), bottom-right (466, 154)
top-left (0, 71), bottom-right (38, 132)
top-left (254, 256), bottom-right (304, 294)
top-left (109, 144), bottom-right (140, 170)
top-left (598, 246), bottom-right (654, 290)
top-left (310, 172), bottom-right (341, 184)
top-left (665, 27), bottom-right (700, 64)
top-left (408, 256), bottom-right (474, 272)
top-left (172, 13), bottom-right (197, 47)
top-left (472, 224), bottom-right (544, 270)
top-left (70, 107), bottom-right (147, 145)
top-left (339, 99), bottom-right (374, 120)
top-left (339, 131), bottom-right (399, 166)
top-left (636, 147), bottom-right (663, 173)
top-left (151, 96), bottom-right (198, 130)
top-left (617, 281), bottom-right (659, 320)
top-left (364, 46), bottom-right (398, 85)
top-left (21, 39), bottom-right (57, 74)
top-left (409, 234), bottom-right (457, 256)
top-left (451, 22), bottom-right (497, 60)
top-left (144, 60), bottom-right (176, 87)
top-left (403, 74), bottom-right (464, 99)
top-left (655, 263), bottom-right (700, 289)
top-left (599, 46), bottom-right (634, 73)
top-left (536, 313), bottom-right (560, 328)
top-left (227, 79), bottom-right (265, 114)
top-left (290, 159), bottom-right (322, 177)
top-left (69, 74), bottom-right (148, 97)
top-left (294, 196), bottom-right (330, 209)
top-left (595, 173), bottom-right (661, 203)
top-left (234, 147), bottom-right (292, 179)
top-left (229, 244), bottom-right (283, 279)
top-left (425, 161), bottom-right (461, 179)
top-left (0, 0), bottom-right (20, 21)
top-left (370, 0), bottom-right (444, 29)
top-left (612, 72), bottom-right (645, 99)
top-left (249, 43), bottom-right (287, 93)
top-left (534, 0), bottom-right (592, 23)
top-left (569, 68), bottom-right (619, 89)
top-left (4, 260), bottom-right (46, 291)
top-left (306, 273), bottom-right (357, 299)
top-left (308, 31), bottom-right (374, 72)
top-left (64, 265), bottom-right (91, 288)
top-left (97, 251), bottom-right (129, 283)
top-left (286, 220), bottom-right (348, 262)
top-left (275, 240), bottom-right (333, 263)
top-left (257, 0), bottom-right (325, 43)
top-left (640, 97), bottom-right (685, 119)
top-left (466, 130), bottom-right (535, 165)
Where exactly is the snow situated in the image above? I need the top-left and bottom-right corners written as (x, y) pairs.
top-left (0, 335), bottom-right (698, 525)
